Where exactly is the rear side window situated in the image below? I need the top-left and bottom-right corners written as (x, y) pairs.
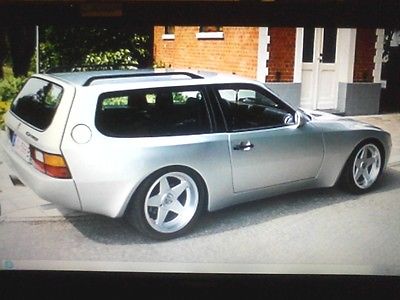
top-left (11, 78), bottom-right (63, 130)
top-left (96, 87), bottom-right (211, 137)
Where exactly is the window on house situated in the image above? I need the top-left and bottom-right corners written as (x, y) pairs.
top-left (199, 26), bottom-right (223, 33)
top-left (196, 26), bottom-right (224, 39)
top-left (162, 26), bottom-right (175, 40)
top-left (302, 27), bottom-right (314, 63)
top-left (322, 27), bottom-right (337, 63)
top-left (164, 26), bottom-right (175, 34)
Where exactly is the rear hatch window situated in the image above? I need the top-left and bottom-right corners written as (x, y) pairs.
top-left (10, 77), bottom-right (63, 130)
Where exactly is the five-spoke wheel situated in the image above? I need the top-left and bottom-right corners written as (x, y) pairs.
top-left (126, 167), bottom-right (206, 240)
top-left (144, 172), bottom-right (199, 233)
top-left (352, 143), bottom-right (381, 189)
top-left (342, 141), bottom-right (384, 193)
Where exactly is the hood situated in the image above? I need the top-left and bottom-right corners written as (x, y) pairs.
top-left (300, 108), bottom-right (384, 131)
top-left (300, 108), bottom-right (342, 121)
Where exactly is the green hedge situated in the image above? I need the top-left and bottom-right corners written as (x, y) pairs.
top-left (0, 75), bottom-right (27, 129)
top-left (0, 100), bottom-right (11, 129)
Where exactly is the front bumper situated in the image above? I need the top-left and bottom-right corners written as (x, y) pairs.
top-left (0, 130), bottom-right (82, 211)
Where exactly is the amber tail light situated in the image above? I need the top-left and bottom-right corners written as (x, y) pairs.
top-left (30, 146), bottom-right (72, 179)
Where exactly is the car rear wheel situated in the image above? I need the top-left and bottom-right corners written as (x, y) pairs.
top-left (342, 141), bottom-right (383, 193)
top-left (126, 167), bottom-right (206, 240)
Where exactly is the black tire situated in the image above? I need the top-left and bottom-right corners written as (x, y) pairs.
top-left (125, 166), bottom-right (207, 240)
top-left (340, 140), bottom-right (384, 194)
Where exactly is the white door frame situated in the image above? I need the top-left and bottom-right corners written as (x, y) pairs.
top-left (296, 28), bottom-right (357, 110)
top-left (256, 27), bottom-right (269, 82)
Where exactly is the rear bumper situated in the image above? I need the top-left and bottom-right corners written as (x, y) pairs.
top-left (0, 130), bottom-right (82, 211)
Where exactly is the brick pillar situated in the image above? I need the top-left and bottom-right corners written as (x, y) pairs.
top-left (266, 27), bottom-right (296, 82)
top-left (353, 29), bottom-right (377, 82)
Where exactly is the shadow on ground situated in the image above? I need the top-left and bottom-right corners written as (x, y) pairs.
top-left (66, 167), bottom-right (400, 245)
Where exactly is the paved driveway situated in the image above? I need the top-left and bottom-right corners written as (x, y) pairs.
top-left (1, 165), bottom-right (400, 274)
top-left (0, 113), bottom-right (400, 274)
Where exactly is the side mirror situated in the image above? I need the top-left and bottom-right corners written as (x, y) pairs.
top-left (295, 110), bottom-right (308, 128)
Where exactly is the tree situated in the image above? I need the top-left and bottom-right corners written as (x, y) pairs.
top-left (39, 26), bottom-right (152, 72)
top-left (0, 28), bottom-right (7, 79)
top-left (0, 26), bottom-right (36, 78)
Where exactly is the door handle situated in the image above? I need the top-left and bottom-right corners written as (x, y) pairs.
top-left (233, 141), bottom-right (254, 151)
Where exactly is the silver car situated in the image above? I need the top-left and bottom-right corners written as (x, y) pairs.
top-left (0, 70), bottom-right (392, 239)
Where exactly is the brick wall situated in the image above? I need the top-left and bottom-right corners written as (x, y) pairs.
top-left (153, 26), bottom-right (259, 79)
top-left (353, 28), bottom-right (376, 82)
top-left (266, 27), bottom-right (296, 82)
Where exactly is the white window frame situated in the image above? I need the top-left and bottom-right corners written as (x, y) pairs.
top-left (162, 33), bottom-right (175, 40)
top-left (162, 26), bottom-right (175, 40)
top-left (196, 31), bottom-right (224, 40)
top-left (196, 26), bottom-right (224, 40)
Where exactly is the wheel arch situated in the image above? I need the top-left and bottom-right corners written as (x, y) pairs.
top-left (336, 137), bottom-right (386, 186)
top-left (121, 164), bottom-right (210, 218)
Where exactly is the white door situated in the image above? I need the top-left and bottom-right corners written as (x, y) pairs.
top-left (300, 28), bottom-right (338, 110)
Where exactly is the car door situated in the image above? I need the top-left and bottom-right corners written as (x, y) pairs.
top-left (212, 83), bottom-right (324, 193)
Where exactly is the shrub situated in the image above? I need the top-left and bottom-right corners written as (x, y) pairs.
top-left (84, 49), bottom-right (138, 68)
top-left (153, 60), bottom-right (167, 68)
top-left (0, 100), bottom-right (11, 130)
top-left (0, 75), bottom-right (26, 130)
top-left (0, 76), bottom-right (27, 102)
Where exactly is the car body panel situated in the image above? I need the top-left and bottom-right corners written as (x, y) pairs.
top-left (229, 122), bottom-right (324, 192)
top-left (61, 87), bottom-right (233, 217)
top-left (0, 70), bottom-right (392, 221)
top-left (0, 130), bottom-right (82, 210)
top-left (310, 116), bottom-right (391, 187)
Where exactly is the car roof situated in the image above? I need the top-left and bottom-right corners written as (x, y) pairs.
top-left (45, 68), bottom-right (240, 87)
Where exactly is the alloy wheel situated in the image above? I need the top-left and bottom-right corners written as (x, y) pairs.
top-left (144, 172), bottom-right (199, 233)
top-left (352, 143), bottom-right (381, 189)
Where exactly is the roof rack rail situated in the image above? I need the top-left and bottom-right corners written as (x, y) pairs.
top-left (82, 71), bottom-right (203, 86)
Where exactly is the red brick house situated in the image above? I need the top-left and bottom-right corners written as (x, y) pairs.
top-left (154, 26), bottom-right (385, 115)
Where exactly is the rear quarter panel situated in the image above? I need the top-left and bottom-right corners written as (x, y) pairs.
top-left (61, 87), bottom-right (234, 218)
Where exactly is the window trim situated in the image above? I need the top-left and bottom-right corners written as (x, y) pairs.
top-left (197, 26), bottom-right (224, 39)
top-left (95, 85), bottom-right (215, 138)
top-left (162, 26), bottom-right (175, 40)
top-left (210, 83), bottom-right (296, 133)
top-left (10, 77), bottom-right (64, 132)
top-left (196, 31), bottom-right (224, 40)
top-left (162, 33), bottom-right (175, 40)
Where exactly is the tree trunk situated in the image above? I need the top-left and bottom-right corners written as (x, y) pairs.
top-left (0, 27), bottom-right (8, 79)
top-left (8, 26), bottom-right (36, 77)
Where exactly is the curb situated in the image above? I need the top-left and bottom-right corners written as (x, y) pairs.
top-left (0, 213), bottom-right (89, 223)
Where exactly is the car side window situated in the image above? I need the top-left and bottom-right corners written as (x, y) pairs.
top-left (214, 84), bottom-right (295, 131)
top-left (96, 87), bottom-right (211, 137)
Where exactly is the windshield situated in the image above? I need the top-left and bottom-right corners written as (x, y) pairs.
top-left (11, 77), bottom-right (63, 130)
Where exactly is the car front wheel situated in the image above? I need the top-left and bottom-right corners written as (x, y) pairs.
top-left (126, 167), bottom-right (206, 240)
top-left (342, 141), bottom-right (384, 193)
